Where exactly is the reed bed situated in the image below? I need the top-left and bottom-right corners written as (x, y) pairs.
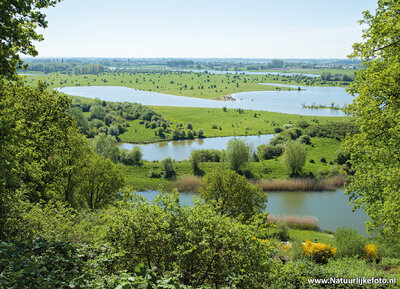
top-left (268, 215), bottom-right (319, 230)
top-left (257, 175), bottom-right (346, 191)
top-left (175, 175), bottom-right (201, 193)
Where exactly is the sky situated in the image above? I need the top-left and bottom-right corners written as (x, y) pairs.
top-left (35, 0), bottom-right (378, 59)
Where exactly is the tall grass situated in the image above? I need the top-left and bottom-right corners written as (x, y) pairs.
top-left (268, 215), bottom-right (319, 231)
top-left (257, 175), bottom-right (346, 191)
top-left (175, 175), bottom-right (201, 193)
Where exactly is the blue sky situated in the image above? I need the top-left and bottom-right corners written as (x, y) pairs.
top-left (35, 0), bottom-right (378, 58)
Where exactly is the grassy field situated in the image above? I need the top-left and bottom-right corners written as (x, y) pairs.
top-left (23, 71), bottom-right (295, 100)
top-left (121, 137), bottom-right (342, 191)
top-left (22, 70), bottom-right (351, 102)
top-left (120, 106), bottom-right (348, 143)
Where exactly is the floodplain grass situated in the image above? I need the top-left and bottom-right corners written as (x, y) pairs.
top-left (22, 70), bottom-right (351, 102)
top-left (120, 106), bottom-right (348, 143)
top-left (22, 71), bottom-right (295, 100)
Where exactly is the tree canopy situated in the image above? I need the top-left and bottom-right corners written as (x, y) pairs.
top-left (0, 0), bottom-right (62, 78)
top-left (344, 0), bottom-right (400, 240)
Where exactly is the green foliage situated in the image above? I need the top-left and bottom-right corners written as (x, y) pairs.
top-left (162, 157), bottom-right (176, 179)
top-left (284, 141), bottom-right (307, 176)
top-left (76, 153), bottom-right (125, 210)
top-left (104, 192), bottom-right (275, 288)
top-left (226, 138), bottom-right (251, 172)
top-left (119, 147), bottom-right (143, 165)
top-left (199, 169), bottom-right (268, 220)
top-left (0, 239), bottom-right (90, 289)
top-left (304, 121), bottom-right (357, 140)
top-left (257, 144), bottom-right (284, 160)
top-left (335, 227), bottom-right (366, 258)
top-left (299, 135), bottom-right (311, 145)
top-left (0, 0), bottom-right (62, 78)
top-left (344, 0), bottom-right (400, 241)
top-left (91, 133), bottom-right (120, 163)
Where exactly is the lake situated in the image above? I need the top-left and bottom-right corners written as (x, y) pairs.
top-left (136, 189), bottom-right (369, 234)
top-left (57, 84), bottom-right (352, 116)
top-left (120, 134), bottom-right (274, 161)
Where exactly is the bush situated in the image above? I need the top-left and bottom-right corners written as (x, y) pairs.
top-left (364, 244), bottom-right (379, 262)
top-left (148, 170), bottom-right (162, 178)
top-left (104, 192), bottom-right (276, 288)
top-left (302, 240), bottom-right (337, 264)
top-left (274, 127), bottom-right (283, 133)
top-left (284, 141), bottom-right (307, 176)
top-left (296, 120), bottom-right (310, 129)
top-left (200, 169), bottom-right (268, 220)
top-left (226, 138), bottom-right (251, 172)
top-left (299, 135), bottom-right (311, 145)
top-left (0, 240), bottom-right (89, 288)
top-left (162, 157), bottom-right (176, 179)
top-left (335, 227), bottom-right (366, 258)
top-left (257, 144), bottom-right (284, 160)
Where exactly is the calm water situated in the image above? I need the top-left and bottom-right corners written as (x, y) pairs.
top-left (57, 84), bottom-right (352, 116)
top-left (136, 189), bottom-right (369, 234)
top-left (120, 134), bottom-right (274, 161)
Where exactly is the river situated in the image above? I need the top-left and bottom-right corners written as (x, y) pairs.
top-left (57, 84), bottom-right (352, 117)
top-left (136, 189), bottom-right (369, 234)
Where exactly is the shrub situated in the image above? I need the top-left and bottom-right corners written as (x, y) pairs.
top-left (284, 141), bottom-right (307, 176)
top-left (162, 157), bottom-right (176, 179)
top-left (320, 157), bottom-right (327, 163)
top-left (226, 138), bottom-right (251, 172)
top-left (274, 127), bottom-right (283, 133)
top-left (299, 135), bottom-right (311, 145)
top-left (257, 144), bottom-right (283, 160)
top-left (335, 227), bottom-right (366, 258)
top-left (364, 244), bottom-right (379, 262)
top-left (200, 169), bottom-right (267, 220)
top-left (296, 120), bottom-right (310, 129)
top-left (148, 170), bottom-right (162, 178)
top-left (211, 124), bottom-right (218, 129)
top-left (302, 240), bottom-right (337, 264)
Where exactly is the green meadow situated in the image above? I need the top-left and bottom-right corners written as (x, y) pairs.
top-left (120, 106), bottom-right (347, 143)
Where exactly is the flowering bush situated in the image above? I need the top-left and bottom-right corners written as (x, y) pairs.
top-left (364, 244), bottom-right (379, 262)
top-left (302, 240), bottom-right (337, 264)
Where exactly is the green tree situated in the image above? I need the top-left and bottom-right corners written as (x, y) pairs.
top-left (91, 133), bottom-right (119, 163)
top-left (199, 169), bottom-right (267, 220)
top-left (0, 0), bottom-right (62, 78)
top-left (283, 141), bottom-right (307, 176)
top-left (226, 138), bottom-right (251, 172)
top-left (162, 157), bottom-right (176, 179)
top-left (344, 0), bottom-right (400, 240)
top-left (77, 153), bottom-right (124, 210)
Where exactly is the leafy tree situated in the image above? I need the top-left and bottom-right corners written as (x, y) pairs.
top-left (77, 153), bottom-right (124, 210)
top-left (0, 0), bottom-right (62, 78)
top-left (344, 0), bottom-right (400, 240)
top-left (91, 133), bottom-right (119, 163)
top-left (162, 157), bottom-right (176, 179)
top-left (199, 169), bottom-right (267, 220)
top-left (226, 138), bottom-right (251, 172)
top-left (283, 141), bottom-right (307, 176)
